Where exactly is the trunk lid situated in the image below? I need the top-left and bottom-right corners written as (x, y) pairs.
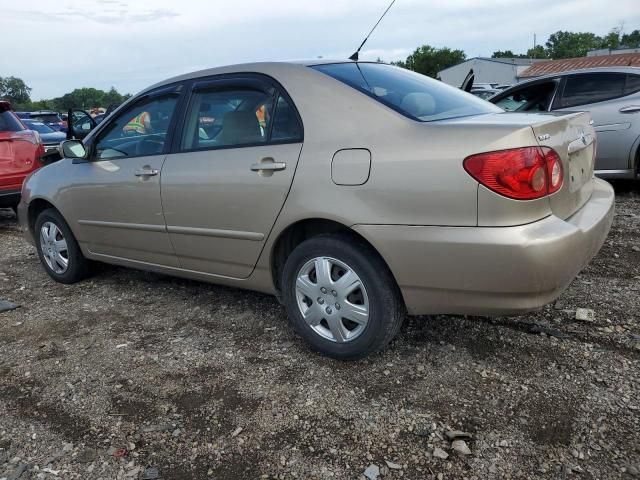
top-left (530, 111), bottom-right (595, 220)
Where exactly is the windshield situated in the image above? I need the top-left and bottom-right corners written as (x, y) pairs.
top-left (311, 62), bottom-right (501, 122)
top-left (23, 120), bottom-right (55, 133)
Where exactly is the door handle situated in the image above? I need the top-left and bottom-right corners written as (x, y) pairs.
top-left (134, 168), bottom-right (159, 177)
top-left (250, 159), bottom-right (286, 172)
top-left (619, 105), bottom-right (640, 114)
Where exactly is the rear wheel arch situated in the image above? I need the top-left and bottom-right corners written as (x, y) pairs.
top-left (270, 218), bottom-right (402, 300)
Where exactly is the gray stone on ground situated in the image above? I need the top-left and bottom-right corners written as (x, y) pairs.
top-left (364, 464), bottom-right (380, 480)
top-left (452, 439), bottom-right (472, 455)
top-left (575, 308), bottom-right (595, 322)
top-left (433, 447), bottom-right (449, 460)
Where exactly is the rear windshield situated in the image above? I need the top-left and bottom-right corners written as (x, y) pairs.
top-left (31, 113), bottom-right (61, 124)
top-left (23, 120), bottom-right (55, 134)
top-left (0, 111), bottom-right (26, 132)
top-left (311, 62), bottom-right (501, 122)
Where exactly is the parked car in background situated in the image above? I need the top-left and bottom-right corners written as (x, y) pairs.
top-left (21, 119), bottom-right (66, 153)
top-left (15, 111), bottom-right (30, 119)
top-left (19, 61), bottom-right (613, 359)
top-left (28, 110), bottom-right (67, 133)
top-left (0, 102), bottom-right (44, 210)
top-left (490, 67), bottom-right (640, 179)
top-left (472, 89), bottom-right (501, 100)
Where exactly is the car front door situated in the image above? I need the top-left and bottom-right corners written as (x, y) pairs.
top-left (553, 72), bottom-right (639, 172)
top-left (70, 85), bottom-right (183, 266)
top-left (160, 75), bottom-right (304, 278)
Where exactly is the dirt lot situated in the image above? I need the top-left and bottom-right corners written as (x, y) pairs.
top-left (0, 183), bottom-right (639, 480)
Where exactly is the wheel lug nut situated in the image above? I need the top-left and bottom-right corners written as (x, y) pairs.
top-left (335, 303), bottom-right (341, 310)
top-left (320, 287), bottom-right (327, 294)
top-left (317, 297), bottom-right (324, 305)
top-left (332, 290), bottom-right (337, 297)
top-left (326, 307), bottom-right (332, 314)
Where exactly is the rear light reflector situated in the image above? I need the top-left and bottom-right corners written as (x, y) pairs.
top-left (463, 146), bottom-right (563, 200)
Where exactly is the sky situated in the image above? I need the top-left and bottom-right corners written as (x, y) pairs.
top-left (3, 0), bottom-right (640, 100)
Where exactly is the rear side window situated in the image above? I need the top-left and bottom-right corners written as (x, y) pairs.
top-left (311, 63), bottom-right (501, 122)
top-left (0, 111), bottom-right (26, 132)
top-left (559, 73), bottom-right (626, 108)
top-left (181, 89), bottom-right (274, 151)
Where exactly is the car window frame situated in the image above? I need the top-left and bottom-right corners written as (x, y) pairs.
top-left (84, 82), bottom-right (187, 162)
top-left (556, 72), bottom-right (629, 109)
top-left (491, 78), bottom-right (561, 112)
top-left (172, 73), bottom-right (304, 155)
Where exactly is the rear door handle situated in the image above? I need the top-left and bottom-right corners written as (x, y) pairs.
top-left (619, 105), bottom-right (640, 113)
top-left (134, 168), bottom-right (159, 177)
top-left (250, 160), bottom-right (286, 172)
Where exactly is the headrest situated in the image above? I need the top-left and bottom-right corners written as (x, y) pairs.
top-left (400, 92), bottom-right (436, 118)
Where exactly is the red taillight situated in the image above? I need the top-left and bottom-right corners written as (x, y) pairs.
top-left (463, 146), bottom-right (564, 200)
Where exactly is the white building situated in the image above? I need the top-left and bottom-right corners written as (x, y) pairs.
top-left (437, 57), bottom-right (549, 88)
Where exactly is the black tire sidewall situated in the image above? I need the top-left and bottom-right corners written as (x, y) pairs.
top-left (282, 234), bottom-right (402, 360)
top-left (34, 209), bottom-right (87, 284)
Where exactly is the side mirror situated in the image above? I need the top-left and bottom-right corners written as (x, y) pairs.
top-left (60, 140), bottom-right (87, 159)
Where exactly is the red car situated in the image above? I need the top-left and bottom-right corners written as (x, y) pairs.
top-left (0, 101), bottom-right (44, 211)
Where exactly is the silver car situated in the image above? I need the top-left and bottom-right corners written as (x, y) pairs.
top-left (490, 67), bottom-right (640, 179)
top-left (18, 61), bottom-right (614, 359)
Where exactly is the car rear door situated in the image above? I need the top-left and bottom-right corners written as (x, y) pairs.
top-left (553, 72), bottom-right (638, 172)
top-left (160, 75), bottom-right (304, 279)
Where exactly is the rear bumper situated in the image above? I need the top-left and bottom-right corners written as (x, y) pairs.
top-left (353, 178), bottom-right (615, 316)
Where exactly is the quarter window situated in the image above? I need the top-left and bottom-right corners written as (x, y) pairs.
top-left (625, 74), bottom-right (640, 95)
top-left (559, 73), bottom-right (626, 108)
top-left (271, 95), bottom-right (302, 142)
top-left (94, 94), bottom-right (179, 160)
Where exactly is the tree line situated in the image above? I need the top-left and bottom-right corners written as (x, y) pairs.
top-left (394, 27), bottom-right (640, 78)
top-left (0, 77), bottom-right (130, 112)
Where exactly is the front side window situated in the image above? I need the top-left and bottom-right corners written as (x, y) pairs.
top-left (559, 73), bottom-right (626, 108)
top-left (181, 88), bottom-right (277, 151)
top-left (494, 82), bottom-right (557, 112)
top-left (94, 94), bottom-right (178, 160)
top-left (312, 62), bottom-right (501, 122)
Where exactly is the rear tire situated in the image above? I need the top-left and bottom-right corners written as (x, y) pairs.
top-left (282, 233), bottom-right (404, 360)
top-left (35, 208), bottom-right (90, 284)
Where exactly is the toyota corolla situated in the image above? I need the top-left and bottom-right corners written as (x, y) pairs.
top-left (18, 61), bottom-right (614, 359)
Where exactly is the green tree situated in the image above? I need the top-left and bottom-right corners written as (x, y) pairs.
top-left (621, 29), bottom-right (640, 47)
top-left (526, 45), bottom-right (549, 59)
top-left (394, 45), bottom-right (466, 78)
top-left (0, 76), bottom-right (32, 105)
top-left (492, 50), bottom-right (524, 58)
top-left (545, 31), bottom-right (604, 59)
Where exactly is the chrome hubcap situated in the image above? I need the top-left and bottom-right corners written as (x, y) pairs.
top-left (295, 256), bottom-right (370, 343)
top-left (39, 222), bottom-right (69, 274)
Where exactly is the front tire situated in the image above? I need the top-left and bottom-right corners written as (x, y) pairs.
top-left (34, 208), bottom-right (90, 284)
top-left (282, 233), bottom-right (404, 360)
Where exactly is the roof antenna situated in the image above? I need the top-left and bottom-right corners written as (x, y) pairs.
top-left (349, 0), bottom-right (397, 61)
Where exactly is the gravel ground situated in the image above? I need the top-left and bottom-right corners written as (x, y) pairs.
top-left (0, 182), bottom-right (639, 480)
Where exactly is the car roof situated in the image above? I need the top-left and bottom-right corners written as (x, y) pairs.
top-left (516, 66), bottom-right (640, 85)
top-left (143, 59), bottom-right (361, 94)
